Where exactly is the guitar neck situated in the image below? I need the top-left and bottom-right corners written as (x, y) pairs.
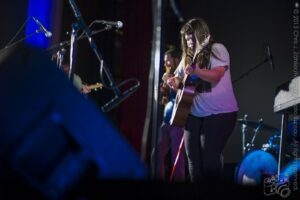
top-left (87, 82), bottom-right (103, 90)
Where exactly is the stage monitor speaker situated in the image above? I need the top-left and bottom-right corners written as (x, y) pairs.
top-left (0, 45), bottom-right (147, 199)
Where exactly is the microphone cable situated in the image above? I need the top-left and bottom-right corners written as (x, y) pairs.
top-left (3, 17), bottom-right (31, 48)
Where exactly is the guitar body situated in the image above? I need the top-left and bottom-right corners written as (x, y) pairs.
top-left (170, 78), bottom-right (196, 127)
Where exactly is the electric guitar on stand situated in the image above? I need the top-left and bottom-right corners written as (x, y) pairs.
top-left (170, 35), bottom-right (210, 127)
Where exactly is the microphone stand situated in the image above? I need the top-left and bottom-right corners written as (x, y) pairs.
top-left (68, 23), bottom-right (81, 85)
top-left (68, 0), bottom-right (141, 112)
top-left (68, 0), bottom-right (122, 110)
top-left (233, 56), bottom-right (272, 84)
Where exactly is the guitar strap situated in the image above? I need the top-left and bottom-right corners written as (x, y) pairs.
top-left (195, 78), bottom-right (211, 93)
top-left (193, 48), bottom-right (212, 93)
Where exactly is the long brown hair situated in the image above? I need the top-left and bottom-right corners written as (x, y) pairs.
top-left (180, 18), bottom-right (214, 69)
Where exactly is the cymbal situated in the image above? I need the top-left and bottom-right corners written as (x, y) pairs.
top-left (237, 118), bottom-right (279, 132)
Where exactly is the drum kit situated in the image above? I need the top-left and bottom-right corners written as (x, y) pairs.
top-left (235, 114), bottom-right (300, 186)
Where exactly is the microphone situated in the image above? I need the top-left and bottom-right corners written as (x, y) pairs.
top-left (96, 20), bottom-right (123, 29)
top-left (266, 44), bottom-right (275, 69)
top-left (102, 83), bottom-right (140, 112)
top-left (32, 17), bottom-right (52, 38)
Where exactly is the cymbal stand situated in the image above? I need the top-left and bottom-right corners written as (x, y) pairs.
top-left (241, 114), bottom-right (248, 156)
top-left (246, 118), bottom-right (263, 152)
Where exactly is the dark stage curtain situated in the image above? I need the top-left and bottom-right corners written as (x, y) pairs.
top-left (118, 0), bottom-right (152, 154)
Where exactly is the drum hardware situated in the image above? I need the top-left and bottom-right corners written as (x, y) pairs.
top-left (236, 115), bottom-right (280, 185)
top-left (261, 134), bottom-right (281, 159)
top-left (237, 117), bottom-right (279, 132)
top-left (241, 114), bottom-right (248, 156)
top-left (236, 113), bottom-right (299, 186)
top-left (246, 118), bottom-right (264, 153)
top-left (237, 114), bottom-right (279, 155)
top-left (262, 134), bottom-right (298, 164)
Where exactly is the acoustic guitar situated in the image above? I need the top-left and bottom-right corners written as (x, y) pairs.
top-left (170, 35), bottom-right (210, 127)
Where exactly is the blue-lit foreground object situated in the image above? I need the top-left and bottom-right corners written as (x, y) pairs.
top-left (280, 159), bottom-right (300, 182)
top-left (0, 45), bottom-right (147, 199)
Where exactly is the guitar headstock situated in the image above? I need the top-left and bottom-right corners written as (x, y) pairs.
top-left (95, 82), bottom-right (103, 89)
top-left (195, 34), bottom-right (211, 54)
top-left (88, 82), bottom-right (103, 91)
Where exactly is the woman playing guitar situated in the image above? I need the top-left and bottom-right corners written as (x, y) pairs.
top-left (165, 18), bottom-right (238, 182)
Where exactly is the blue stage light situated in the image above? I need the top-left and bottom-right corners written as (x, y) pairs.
top-left (25, 0), bottom-right (53, 48)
